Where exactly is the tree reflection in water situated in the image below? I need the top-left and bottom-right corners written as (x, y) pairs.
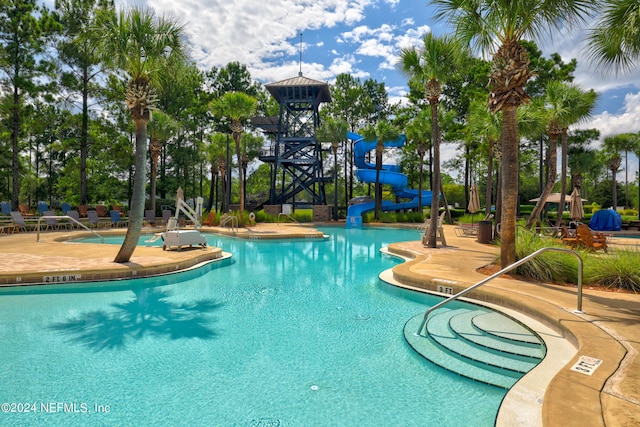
top-left (49, 287), bottom-right (222, 351)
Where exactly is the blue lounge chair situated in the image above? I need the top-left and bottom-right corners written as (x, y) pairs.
top-left (1, 201), bottom-right (11, 216)
top-left (110, 210), bottom-right (127, 227)
top-left (37, 201), bottom-right (49, 215)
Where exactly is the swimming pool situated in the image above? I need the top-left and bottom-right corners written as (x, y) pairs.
top-left (0, 227), bottom-right (506, 426)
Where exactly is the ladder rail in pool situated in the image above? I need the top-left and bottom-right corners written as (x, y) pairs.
top-left (416, 247), bottom-right (584, 336)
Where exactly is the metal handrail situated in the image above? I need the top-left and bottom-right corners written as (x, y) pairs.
top-left (220, 214), bottom-right (238, 232)
top-left (416, 247), bottom-right (583, 336)
top-left (36, 215), bottom-right (104, 243)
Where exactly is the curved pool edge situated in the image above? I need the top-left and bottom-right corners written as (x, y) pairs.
top-left (0, 229), bottom-right (228, 287)
top-left (380, 240), bottom-right (634, 427)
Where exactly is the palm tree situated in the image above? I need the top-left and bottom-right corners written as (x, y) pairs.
top-left (212, 91), bottom-right (257, 217)
top-left (604, 135), bottom-right (626, 210)
top-left (317, 117), bottom-right (349, 221)
top-left (362, 121), bottom-right (401, 221)
top-left (587, 0), bottom-right (640, 74)
top-left (466, 99), bottom-right (502, 217)
top-left (526, 82), bottom-right (596, 228)
top-left (98, 7), bottom-right (186, 263)
top-left (434, 0), bottom-right (591, 266)
top-left (399, 33), bottom-right (463, 248)
top-left (405, 110), bottom-right (432, 213)
top-left (605, 133), bottom-right (638, 210)
top-left (205, 133), bottom-right (227, 213)
top-left (148, 111), bottom-right (177, 213)
top-left (555, 85), bottom-right (597, 226)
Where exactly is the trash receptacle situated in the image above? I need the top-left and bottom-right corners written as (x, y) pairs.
top-left (477, 220), bottom-right (493, 244)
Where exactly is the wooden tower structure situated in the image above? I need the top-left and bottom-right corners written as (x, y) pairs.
top-left (256, 74), bottom-right (332, 207)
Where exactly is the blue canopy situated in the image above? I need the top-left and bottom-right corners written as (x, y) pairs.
top-left (589, 209), bottom-right (622, 231)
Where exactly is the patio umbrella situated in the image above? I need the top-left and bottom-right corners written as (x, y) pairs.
top-left (569, 187), bottom-right (584, 221)
top-left (176, 187), bottom-right (184, 203)
top-left (468, 184), bottom-right (481, 225)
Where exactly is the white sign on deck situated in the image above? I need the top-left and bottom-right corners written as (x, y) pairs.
top-left (570, 355), bottom-right (602, 376)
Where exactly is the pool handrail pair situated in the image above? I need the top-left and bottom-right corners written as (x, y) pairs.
top-left (416, 247), bottom-right (583, 336)
top-left (220, 213), bottom-right (238, 232)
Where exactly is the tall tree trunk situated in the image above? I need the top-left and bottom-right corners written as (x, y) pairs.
top-left (149, 139), bottom-right (161, 213)
top-left (11, 86), bottom-right (20, 210)
top-left (207, 166), bottom-right (215, 212)
top-left (333, 147), bottom-right (339, 221)
top-left (425, 100), bottom-right (440, 248)
top-left (115, 117), bottom-right (148, 263)
top-left (499, 106), bottom-right (519, 268)
top-left (624, 150), bottom-right (629, 209)
top-left (80, 67), bottom-right (89, 205)
top-left (374, 143), bottom-right (382, 220)
top-left (343, 140), bottom-right (349, 207)
top-left (234, 134), bottom-right (244, 216)
top-left (418, 147), bottom-right (425, 213)
top-left (485, 139), bottom-right (495, 216)
top-left (555, 132), bottom-right (568, 227)
top-left (527, 134), bottom-right (559, 229)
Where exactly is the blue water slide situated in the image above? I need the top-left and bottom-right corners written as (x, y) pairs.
top-left (346, 132), bottom-right (432, 228)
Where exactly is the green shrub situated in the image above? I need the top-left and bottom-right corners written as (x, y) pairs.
top-left (584, 248), bottom-right (640, 292)
top-left (457, 213), bottom-right (488, 224)
top-left (255, 211), bottom-right (277, 223)
top-left (378, 212), bottom-right (394, 223)
top-left (512, 230), bottom-right (579, 283)
top-left (391, 211), bottom-right (423, 223)
top-left (293, 211), bottom-right (312, 222)
top-left (519, 205), bottom-right (534, 215)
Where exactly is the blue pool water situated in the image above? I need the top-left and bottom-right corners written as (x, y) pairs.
top-left (0, 227), bottom-right (505, 426)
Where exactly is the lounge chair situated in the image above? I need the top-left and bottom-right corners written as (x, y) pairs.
top-left (86, 210), bottom-right (106, 228)
top-left (560, 225), bottom-right (579, 248)
top-left (95, 205), bottom-right (108, 217)
top-left (66, 210), bottom-right (81, 229)
top-left (110, 210), bottom-right (128, 227)
top-left (454, 213), bottom-right (494, 238)
top-left (454, 223), bottom-right (479, 238)
top-left (1, 201), bottom-right (11, 216)
top-left (78, 205), bottom-right (89, 218)
top-left (576, 224), bottom-right (607, 253)
top-left (145, 209), bottom-right (158, 226)
top-left (201, 211), bottom-right (216, 226)
top-left (42, 210), bottom-right (71, 231)
top-left (11, 211), bottom-right (38, 232)
top-left (61, 202), bottom-right (71, 214)
top-left (37, 201), bottom-right (49, 215)
top-left (19, 204), bottom-right (35, 217)
top-left (161, 209), bottom-right (172, 225)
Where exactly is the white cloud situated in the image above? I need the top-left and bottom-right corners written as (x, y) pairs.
top-left (538, 27), bottom-right (640, 95)
top-left (579, 92), bottom-right (640, 139)
top-left (128, 0), bottom-right (375, 82)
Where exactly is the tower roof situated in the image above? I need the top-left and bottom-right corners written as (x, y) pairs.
top-left (265, 75), bottom-right (332, 104)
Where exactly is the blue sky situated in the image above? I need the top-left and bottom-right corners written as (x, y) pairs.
top-left (55, 0), bottom-right (640, 181)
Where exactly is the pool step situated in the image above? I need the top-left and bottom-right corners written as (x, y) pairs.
top-left (404, 308), bottom-right (545, 389)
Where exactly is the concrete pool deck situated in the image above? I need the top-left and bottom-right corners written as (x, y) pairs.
top-left (0, 222), bottom-right (638, 426)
